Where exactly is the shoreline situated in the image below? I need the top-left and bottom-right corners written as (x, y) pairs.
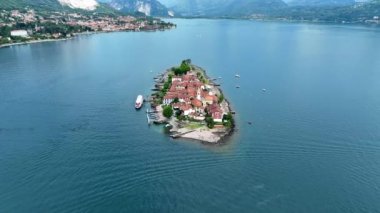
top-left (0, 30), bottom-right (101, 49)
top-left (0, 37), bottom-right (74, 49)
top-left (149, 62), bottom-right (235, 144)
top-left (169, 17), bottom-right (380, 28)
top-left (0, 27), bottom-right (174, 49)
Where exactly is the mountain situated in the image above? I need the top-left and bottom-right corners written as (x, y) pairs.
top-left (270, 0), bottom-right (380, 23)
top-left (163, 0), bottom-right (380, 22)
top-left (0, 0), bottom-right (62, 10)
top-left (157, 0), bottom-right (176, 7)
top-left (227, 0), bottom-right (288, 16)
top-left (0, 0), bottom-right (117, 14)
top-left (57, 0), bottom-right (99, 10)
top-left (169, 0), bottom-right (229, 16)
top-left (108, 0), bottom-right (169, 16)
top-left (168, 0), bottom-right (287, 17)
top-left (287, 0), bottom-right (356, 6)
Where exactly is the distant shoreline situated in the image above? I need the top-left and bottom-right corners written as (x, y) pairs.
top-left (0, 31), bottom-right (101, 49)
top-left (0, 37), bottom-right (73, 49)
top-left (166, 17), bottom-right (380, 28)
top-left (0, 28), bottom-right (172, 49)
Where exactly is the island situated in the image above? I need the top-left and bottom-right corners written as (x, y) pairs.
top-left (149, 59), bottom-right (234, 143)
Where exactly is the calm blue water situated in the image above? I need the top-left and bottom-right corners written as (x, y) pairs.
top-left (1, 19), bottom-right (380, 212)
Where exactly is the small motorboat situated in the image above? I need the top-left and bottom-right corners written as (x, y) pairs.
top-left (262, 88), bottom-right (267, 92)
top-left (235, 74), bottom-right (240, 78)
top-left (236, 85), bottom-right (240, 88)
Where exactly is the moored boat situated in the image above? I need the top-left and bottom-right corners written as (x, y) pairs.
top-left (135, 95), bottom-right (144, 109)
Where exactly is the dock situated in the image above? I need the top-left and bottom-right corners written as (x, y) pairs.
top-left (146, 108), bottom-right (160, 124)
top-left (146, 109), bottom-right (151, 124)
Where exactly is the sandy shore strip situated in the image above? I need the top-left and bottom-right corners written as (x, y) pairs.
top-left (0, 37), bottom-right (74, 49)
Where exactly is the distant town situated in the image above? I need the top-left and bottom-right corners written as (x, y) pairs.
top-left (0, 9), bottom-right (175, 47)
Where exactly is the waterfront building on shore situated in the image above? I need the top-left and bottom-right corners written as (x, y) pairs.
top-left (10, 30), bottom-right (28, 37)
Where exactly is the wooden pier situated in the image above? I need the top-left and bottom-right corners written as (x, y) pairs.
top-left (146, 109), bottom-right (151, 124)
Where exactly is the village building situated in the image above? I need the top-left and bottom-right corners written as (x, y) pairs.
top-left (206, 103), bottom-right (224, 122)
top-left (10, 30), bottom-right (28, 37)
top-left (162, 71), bottom-right (228, 123)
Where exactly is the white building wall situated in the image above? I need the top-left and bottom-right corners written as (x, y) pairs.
top-left (163, 98), bottom-right (173, 105)
top-left (10, 30), bottom-right (28, 37)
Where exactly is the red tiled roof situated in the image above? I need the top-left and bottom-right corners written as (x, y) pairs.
top-left (164, 93), bottom-right (177, 100)
top-left (192, 99), bottom-right (202, 108)
top-left (180, 104), bottom-right (192, 111)
top-left (205, 95), bottom-right (215, 101)
top-left (207, 103), bottom-right (222, 114)
top-left (182, 74), bottom-right (196, 82)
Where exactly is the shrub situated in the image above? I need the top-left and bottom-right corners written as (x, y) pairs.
top-left (163, 105), bottom-right (173, 118)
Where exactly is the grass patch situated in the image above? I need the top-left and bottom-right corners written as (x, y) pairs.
top-left (185, 122), bottom-right (204, 130)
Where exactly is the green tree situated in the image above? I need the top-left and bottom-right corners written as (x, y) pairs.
top-left (218, 94), bottom-right (224, 104)
top-left (0, 26), bottom-right (11, 37)
top-left (222, 112), bottom-right (234, 128)
top-left (163, 105), bottom-right (173, 118)
top-left (179, 60), bottom-right (191, 73)
top-left (172, 97), bottom-right (179, 103)
top-left (205, 116), bottom-right (215, 129)
top-left (172, 59), bottom-right (191, 75)
top-left (163, 81), bottom-right (170, 90)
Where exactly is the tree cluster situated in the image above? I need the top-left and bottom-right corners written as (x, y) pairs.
top-left (172, 59), bottom-right (191, 75)
top-left (163, 105), bottom-right (173, 118)
top-left (0, 26), bottom-right (11, 37)
top-left (223, 113), bottom-right (234, 128)
top-left (205, 116), bottom-right (215, 129)
top-left (218, 94), bottom-right (224, 104)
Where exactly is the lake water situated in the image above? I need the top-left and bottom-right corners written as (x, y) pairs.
top-left (1, 19), bottom-right (380, 212)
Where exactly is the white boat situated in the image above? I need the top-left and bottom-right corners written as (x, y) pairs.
top-left (235, 74), bottom-right (240, 78)
top-left (135, 95), bottom-right (144, 109)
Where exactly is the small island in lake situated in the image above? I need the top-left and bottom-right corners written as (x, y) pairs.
top-left (149, 59), bottom-right (234, 143)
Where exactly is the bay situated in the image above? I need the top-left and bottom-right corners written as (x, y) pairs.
top-left (1, 19), bottom-right (380, 212)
